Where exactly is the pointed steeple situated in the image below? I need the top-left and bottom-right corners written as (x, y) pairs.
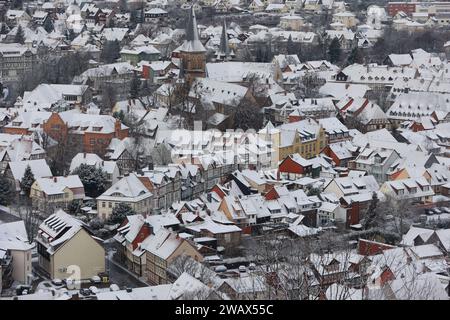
top-left (219, 19), bottom-right (230, 57)
top-left (181, 6), bottom-right (206, 53)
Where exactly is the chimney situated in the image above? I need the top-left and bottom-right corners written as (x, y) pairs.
top-left (143, 221), bottom-right (153, 236)
top-left (83, 152), bottom-right (86, 158)
top-left (114, 119), bottom-right (121, 138)
top-left (207, 192), bottom-right (212, 202)
top-left (148, 162), bottom-right (154, 171)
top-left (53, 177), bottom-right (57, 182)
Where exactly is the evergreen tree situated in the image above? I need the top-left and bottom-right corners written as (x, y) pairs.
top-left (67, 28), bottom-right (75, 41)
top-left (109, 202), bottom-right (136, 224)
top-left (0, 23), bottom-right (9, 35)
top-left (140, 6), bottom-right (144, 23)
top-left (113, 110), bottom-right (125, 122)
top-left (347, 46), bottom-right (364, 65)
top-left (362, 192), bottom-right (380, 230)
top-left (129, 73), bottom-right (141, 99)
top-left (20, 165), bottom-right (35, 196)
top-left (130, 10), bottom-right (139, 28)
top-left (307, 187), bottom-right (321, 197)
top-left (15, 25), bottom-right (25, 44)
top-left (12, 0), bottom-right (23, 9)
top-left (140, 79), bottom-right (151, 96)
top-left (287, 34), bottom-right (296, 55)
top-left (100, 40), bottom-right (121, 63)
top-left (0, 174), bottom-right (13, 206)
top-left (68, 199), bottom-right (82, 215)
top-left (328, 37), bottom-right (342, 64)
top-left (72, 164), bottom-right (108, 198)
top-left (43, 17), bottom-right (54, 33)
top-left (118, 0), bottom-right (128, 13)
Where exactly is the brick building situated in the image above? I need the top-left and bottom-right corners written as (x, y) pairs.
top-left (387, 2), bottom-right (417, 16)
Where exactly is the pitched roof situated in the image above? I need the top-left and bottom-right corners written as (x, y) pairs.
top-left (8, 159), bottom-right (52, 181)
top-left (35, 175), bottom-right (83, 195)
top-left (140, 228), bottom-right (185, 260)
top-left (180, 6), bottom-right (205, 53)
top-left (98, 173), bottom-right (152, 200)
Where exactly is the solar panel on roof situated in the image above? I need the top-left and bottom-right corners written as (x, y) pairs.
top-left (45, 215), bottom-right (58, 225)
top-left (48, 219), bottom-right (62, 229)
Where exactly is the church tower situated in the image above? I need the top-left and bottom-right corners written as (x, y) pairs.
top-left (180, 6), bottom-right (206, 84)
top-left (215, 19), bottom-right (234, 61)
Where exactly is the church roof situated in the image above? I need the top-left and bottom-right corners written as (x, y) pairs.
top-left (180, 6), bottom-right (206, 53)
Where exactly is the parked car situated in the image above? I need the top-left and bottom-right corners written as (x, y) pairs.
top-left (79, 288), bottom-right (92, 296)
top-left (110, 284), bottom-right (120, 291)
top-left (89, 286), bottom-right (99, 294)
top-left (215, 265), bottom-right (227, 272)
top-left (52, 278), bottom-right (63, 286)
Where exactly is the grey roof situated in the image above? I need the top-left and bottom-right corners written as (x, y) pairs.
top-left (180, 6), bottom-right (206, 53)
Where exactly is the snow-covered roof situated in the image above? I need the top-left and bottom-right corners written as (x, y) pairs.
top-left (69, 153), bottom-right (118, 175)
top-left (8, 159), bottom-right (52, 182)
top-left (186, 216), bottom-right (241, 235)
top-left (101, 28), bottom-right (129, 42)
top-left (140, 228), bottom-right (186, 260)
top-left (0, 221), bottom-right (33, 251)
top-left (36, 209), bottom-right (96, 254)
top-left (35, 175), bottom-right (84, 196)
top-left (98, 173), bottom-right (152, 201)
top-left (146, 213), bottom-right (180, 233)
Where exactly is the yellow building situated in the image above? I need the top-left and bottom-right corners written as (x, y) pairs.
top-left (262, 119), bottom-right (326, 164)
top-left (96, 173), bottom-right (153, 221)
top-left (35, 210), bottom-right (105, 280)
top-left (30, 175), bottom-right (85, 211)
top-left (332, 12), bottom-right (358, 28)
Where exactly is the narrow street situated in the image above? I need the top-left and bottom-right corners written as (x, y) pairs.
top-left (104, 240), bottom-right (149, 289)
top-left (0, 207), bottom-right (21, 223)
top-left (106, 255), bottom-right (149, 289)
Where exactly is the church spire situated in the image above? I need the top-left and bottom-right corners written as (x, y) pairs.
top-left (219, 19), bottom-right (230, 57)
top-left (181, 5), bottom-right (206, 53)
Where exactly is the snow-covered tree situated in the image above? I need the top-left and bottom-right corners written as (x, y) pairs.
top-left (100, 40), bottom-right (121, 63)
top-left (14, 25), bottom-right (25, 44)
top-left (20, 165), bottom-right (35, 197)
top-left (129, 73), bottom-right (141, 99)
top-left (151, 143), bottom-right (172, 166)
top-left (328, 37), bottom-right (342, 64)
top-left (72, 164), bottom-right (108, 198)
top-left (0, 174), bottom-right (13, 205)
top-left (109, 202), bottom-right (136, 224)
top-left (287, 34), bottom-right (297, 55)
top-left (68, 199), bottom-right (82, 215)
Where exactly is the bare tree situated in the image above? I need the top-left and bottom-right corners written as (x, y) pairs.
top-left (12, 199), bottom-right (43, 241)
